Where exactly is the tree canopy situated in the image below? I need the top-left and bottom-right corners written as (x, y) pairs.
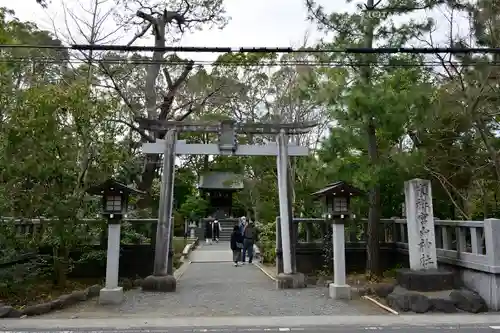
top-left (2, 0), bottom-right (500, 279)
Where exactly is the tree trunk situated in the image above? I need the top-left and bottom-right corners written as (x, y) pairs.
top-left (366, 121), bottom-right (381, 279)
top-left (53, 245), bottom-right (69, 287)
top-left (363, 0), bottom-right (381, 280)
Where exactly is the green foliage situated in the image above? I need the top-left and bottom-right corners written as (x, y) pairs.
top-left (257, 220), bottom-right (277, 264)
top-left (121, 222), bottom-right (150, 244)
top-left (1, 0), bottom-right (500, 284)
top-left (179, 195), bottom-right (209, 221)
top-left (0, 256), bottom-right (52, 299)
top-left (321, 227), bottom-right (333, 273)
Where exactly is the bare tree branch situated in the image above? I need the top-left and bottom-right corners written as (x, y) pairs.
top-left (162, 67), bottom-right (173, 88)
top-left (136, 10), bottom-right (157, 24)
top-left (177, 86), bottom-right (222, 121)
top-left (158, 61), bottom-right (194, 120)
top-left (127, 22), bottom-right (152, 46)
top-left (98, 62), bottom-right (137, 113)
top-left (109, 118), bottom-right (154, 142)
top-left (424, 166), bottom-right (470, 219)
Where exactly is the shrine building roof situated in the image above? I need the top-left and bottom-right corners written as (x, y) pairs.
top-left (198, 171), bottom-right (244, 191)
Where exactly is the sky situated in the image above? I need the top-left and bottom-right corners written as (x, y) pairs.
top-left (2, 0), bottom-right (333, 62)
top-left (0, 0), bottom-right (470, 167)
top-left (1, 0), bottom-right (470, 63)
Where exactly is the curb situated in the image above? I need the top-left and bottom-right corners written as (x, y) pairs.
top-left (181, 238), bottom-right (199, 259)
top-left (175, 238), bottom-right (197, 281)
top-left (254, 262), bottom-right (277, 281)
top-left (174, 260), bottom-right (191, 280)
top-left (5, 314), bottom-right (500, 329)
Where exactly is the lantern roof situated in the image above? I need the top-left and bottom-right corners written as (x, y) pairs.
top-left (311, 181), bottom-right (364, 199)
top-left (86, 178), bottom-right (145, 196)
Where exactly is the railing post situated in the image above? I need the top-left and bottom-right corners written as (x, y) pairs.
top-left (482, 218), bottom-right (500, 310)
top-left (484, 219), bottom-right (500, 268)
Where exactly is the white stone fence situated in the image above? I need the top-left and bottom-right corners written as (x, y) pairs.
top-left (376, 218), bottom-right (498, 274)
top-left (291, 216), bottom-right (497, 275)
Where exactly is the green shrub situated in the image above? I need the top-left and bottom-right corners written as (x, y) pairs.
top-left (257, 220), bottom-right (276, 264)
top-left (0, 255), bottom-right (52, 298)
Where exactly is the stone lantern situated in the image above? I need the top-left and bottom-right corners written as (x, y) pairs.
top-left (86, 178), bottom-right (144, 305)
top-left (312, 181), bottom-right (363, 300)
top-left (87, 178), bottom-right (143, 220)
top-left (313, 181), bottom-right (362, 220)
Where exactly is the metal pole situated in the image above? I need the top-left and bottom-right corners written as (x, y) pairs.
top-left (153, 129), bottom-right (176, 276)
top-left (277, 129), bottom-right (292, 274)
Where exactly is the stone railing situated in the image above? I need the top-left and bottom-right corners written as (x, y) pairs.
top-left (387, 218), bottom-right (496, 274)
top-left (291, 217), bottom-right (497, 275)
top-left (0, 217), bottom-right (159, 243)
top-left (347, 217), bottom-right (493, 274)
top-left (291, 217), bottom-right (397, 245)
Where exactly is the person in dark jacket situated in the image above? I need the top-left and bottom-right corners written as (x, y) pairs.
top-left (230, 225), bottom-right (244, 266)
top-left (204, 219), bottom-right (213, 245)
top-left (242, 221), bottom-right (258, 264)
top-left (212, 219), bottom-right (222, 243)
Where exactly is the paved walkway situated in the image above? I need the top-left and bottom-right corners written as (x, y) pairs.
top-left (44, 242), bottom-right (384, 318)
top-left (190, 241), bottom-right (234, 262)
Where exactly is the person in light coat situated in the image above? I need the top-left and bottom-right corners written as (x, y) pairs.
top-left (239, 216), bottom-right (246, 235)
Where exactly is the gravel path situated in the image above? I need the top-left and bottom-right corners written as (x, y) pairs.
top-left (45, 262), bottom-right (383, 318)
top-left (44, 242), bottom-right (384, 318)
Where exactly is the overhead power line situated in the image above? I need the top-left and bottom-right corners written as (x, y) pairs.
top-left (1, 57), bottom-right (499, 68)
top-left (3, 44), bottom-right (500, 54)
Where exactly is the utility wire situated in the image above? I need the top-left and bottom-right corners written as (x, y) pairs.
top-left (2, 43), bottom-right (500, 54)
top-left (0, 57), bottom-right (495, 68)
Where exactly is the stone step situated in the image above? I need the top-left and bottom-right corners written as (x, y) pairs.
top-left (208, 221), bottom-right (239, 241)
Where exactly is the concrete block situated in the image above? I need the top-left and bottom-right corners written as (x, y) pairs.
top-left (276, 273), bottom-right (306, 289)
top-left (329, 283), bottom-right (351, 300)
top-left (99, 287), bottom-right (124, 305)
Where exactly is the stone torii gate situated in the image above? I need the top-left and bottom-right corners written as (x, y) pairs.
top-left (138, 118), bottom-right (315, 291)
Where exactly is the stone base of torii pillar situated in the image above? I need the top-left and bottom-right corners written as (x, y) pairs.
top-left (276, 273), bottom-right (306, 289)
top-left (141, 275), bottom-right (176, 292)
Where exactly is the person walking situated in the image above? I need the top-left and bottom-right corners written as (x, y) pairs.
top-left (241, 221), bottom-right (257, 264)
top-left (239, 216), bottom-right (246, 235)
top-left (230, 225), bottom-right (244, 266)
top-left (204, 219), bottom-right (213, 245)
top-left (212, 219), bottom-right (222, 243)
